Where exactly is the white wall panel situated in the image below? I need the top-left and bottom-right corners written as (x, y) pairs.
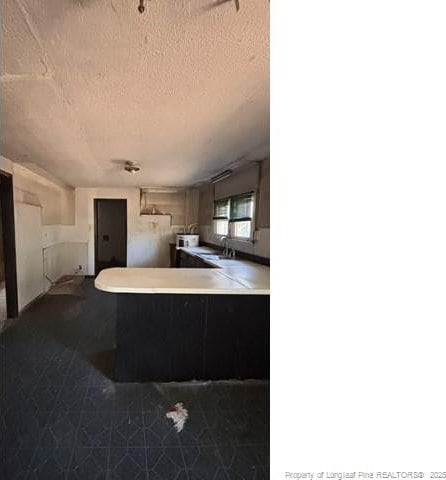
top-left (15, 203), bottom-right (43, 310)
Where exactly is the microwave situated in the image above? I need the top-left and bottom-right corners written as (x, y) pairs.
top-left (176, 234), bottom-right (199, 249)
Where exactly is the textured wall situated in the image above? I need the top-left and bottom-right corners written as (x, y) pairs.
top-left (140, 189), bottom-right (199, 226)
top-left (2, 156), bottom-right (84, 311)
top-left (74, 187), bottom-right (199, 275)
top-left (0, 156), bottom-right (13, 174)
top-left (198, 183), bottom-right (215, 226)
top-left (13, 164), bottom-right (75, 225)
top-left (198, 158), bottom-right (270, 258)
top-left (14, 203), bottom-right (43, 310)
top-left (257, 160), bottom-right (270, 228)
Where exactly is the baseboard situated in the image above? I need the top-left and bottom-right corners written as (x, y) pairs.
top-left (19, 291), bottom-right (46, 314)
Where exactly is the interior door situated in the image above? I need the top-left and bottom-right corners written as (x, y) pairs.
top-left (0, 170), bottom-right (18, 320)
top-left (94, 199), bottom-right (127, 275)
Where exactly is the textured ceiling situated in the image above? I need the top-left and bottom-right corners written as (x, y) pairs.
top-left (1, 0), bottom-right (269, 187)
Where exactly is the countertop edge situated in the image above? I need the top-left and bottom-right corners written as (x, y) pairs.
top-left (94, 279), bottom-right (269, 296)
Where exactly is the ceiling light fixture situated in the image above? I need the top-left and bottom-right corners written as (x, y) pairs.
top-left (211, 169), bottom-right (232, 183)
top-left (142, 186), bottom-right (181, 194)
top-left (124, 161), bottom-right (140, 173)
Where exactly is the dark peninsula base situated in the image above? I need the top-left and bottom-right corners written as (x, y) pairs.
top-left (114, 293), bottom-right (269, 382)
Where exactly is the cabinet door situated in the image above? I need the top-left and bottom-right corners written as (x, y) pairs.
top-left (178, 251), bottom-right (212, 268)
top-left (178, 251), bottom-right (188, 267)
top-left (204, 295), bottom-right (239, 378)
top-left (204, 295), bottom-right (269, 380)
top-left (170, 244), bottom-right (178, 267)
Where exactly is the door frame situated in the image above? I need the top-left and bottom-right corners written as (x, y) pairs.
top-left (0, 169), bottom-right (19, 318)
top-left (94, 198), bottom-right (128, 276)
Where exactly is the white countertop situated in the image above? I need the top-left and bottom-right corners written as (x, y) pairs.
top-left (94, 247), bottom-right (270, 295)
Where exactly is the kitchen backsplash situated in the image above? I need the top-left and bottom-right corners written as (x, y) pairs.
top-left (198, 225), bottom-right (270, 259)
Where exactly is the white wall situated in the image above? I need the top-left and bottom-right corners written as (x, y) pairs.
top-left (1, 154), bottom-right (213, 310)
top-left (14, 203), bottom-right (43, 310)
top-left (199, 224), bottom-right (270, 258)
top-left (13, 164), bottom-right (75, 225)
top-left (0, 156), bottom-right (13, 174)
top-left (43, 243), bottom-right (88, 291)
top-left (74, 188), bottom-right (191, 275)
top-left (198, 159), bottom-right (270, 258)
top-left (2, 155), bottom-right (201, 308)
top-left (1, 156), bottom-right (85, 312)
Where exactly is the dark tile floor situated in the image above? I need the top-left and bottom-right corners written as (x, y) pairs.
top-left (0, 279), bottom-right (269, 479)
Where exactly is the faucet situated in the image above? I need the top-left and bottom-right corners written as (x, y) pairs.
top-left (186, 223), bottom-right (199, 234)
top-left (220, 236), bottom-right (230, 257)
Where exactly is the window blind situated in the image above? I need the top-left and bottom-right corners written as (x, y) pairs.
top-left (213, 199), bottom-right (230, 219)
top-left (229, 193), bottom-right (254, 222)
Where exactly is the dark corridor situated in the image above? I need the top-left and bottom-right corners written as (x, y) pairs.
top-left (0, 170), bottom-right (18, 321)
top-left (94, 199), bottom-right (127, 276)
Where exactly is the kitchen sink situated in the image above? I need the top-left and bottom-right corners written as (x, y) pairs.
top-left (198, 254), bottom-right (232, 260)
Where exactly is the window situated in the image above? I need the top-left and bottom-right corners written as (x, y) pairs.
top-left (213, 198), bottom-right (230, 236)
top-left (213, 192), bottom-right (255, 240)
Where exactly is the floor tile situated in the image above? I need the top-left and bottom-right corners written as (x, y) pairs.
top-left (224, 467), bottom-right (267, 480)
top-left (1, 469), bottom-right (30, 480)
top-left (65, 360), bottom-right (92, 386)
top-left (143, 411), bottom-right (181, 447)
top-left (162, 383), bottom-right (203, 414)
top-left (76, 411), bottom-right (112, 447)
top-left (218, 445), bottom-right (267, 480)
top-left (204, 408), bottom-right (268, 446)
top-left (252, 444), bottom-right (269, 470)
top-left (1, 410), bottom-right (47, 451)
top-left (27, 383), bottom-right (62, 412)
top-left (29, 447), bottom-right (73, 479)
top-left (1, 446), bottom-right (36, 480)
top-left (3, 364), bottom-right (43, 394)
top-left (146, 447), bottom-right (187, 480)
top-left (54, 382), bottom-right (88, 412)
top-left (38, 363), bottom-right (69, 387)
top-left (182, 445), bottom-right (226, 480)
top-left (89, 366), bottom-right (114, 387)
top-left (67, 447), bottom-right (108, 480)
top-left (141, 383), bottom-right (170, 412)
top-left (0, 279), bottom-right (269, 480)
top-left (83, 383), bottom-right (115, 412)
top-left (111, 411), bottom-right (145, 447)
top-left (108, 447), bottom-right (148, 480)
top-left (39, 410), bottom-right (81, 448)
top-left (112, 383), bottom-right (142, 411)
top-left (197, 383), bottom-right (238, 412)
top-left (177, 409), bottom-right (215, 447)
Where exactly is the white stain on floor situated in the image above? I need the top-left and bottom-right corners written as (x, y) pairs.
top-left (166, 402), bottom-right (189, 432)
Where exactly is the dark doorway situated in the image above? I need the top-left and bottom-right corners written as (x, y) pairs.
top-left (94, 199), bottom-right (127, 275)
top-left (0, 170), bottom-right (19, 320)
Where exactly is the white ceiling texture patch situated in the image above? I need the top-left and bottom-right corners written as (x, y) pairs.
top-left (1, 0), bottom-right (269, 188)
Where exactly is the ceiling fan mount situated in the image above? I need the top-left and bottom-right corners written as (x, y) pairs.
top-left (138, 0), bottom-right (149, 14)
top-left (205, 0), bottom-right (241, 13)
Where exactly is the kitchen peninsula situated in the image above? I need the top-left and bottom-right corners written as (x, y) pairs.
top-left (95, 247), bottom-right (269, 382)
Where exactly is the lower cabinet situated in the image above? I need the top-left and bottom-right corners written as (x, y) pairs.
top-left (115, 292), bottom-right (269, 382)
top-left (205, 295), bottom-right (269, 379)
top-left (177, 250), bottom-right (213, 268)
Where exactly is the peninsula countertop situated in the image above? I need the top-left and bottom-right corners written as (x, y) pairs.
top-left (95, 247), bottom-right (270, 295)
